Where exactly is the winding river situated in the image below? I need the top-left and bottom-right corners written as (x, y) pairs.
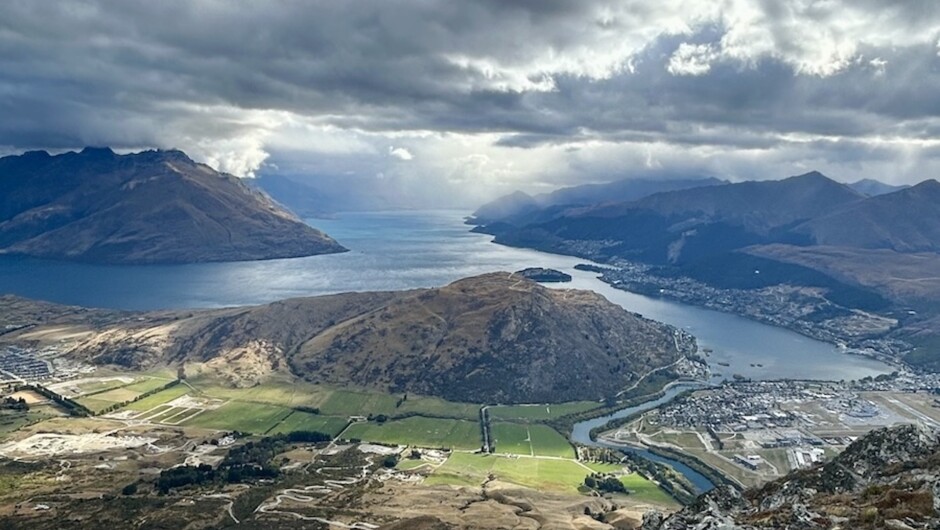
top-left (568, 383), bottom-right (716, 493)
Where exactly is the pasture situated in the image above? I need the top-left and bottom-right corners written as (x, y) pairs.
top-left (343, 417), bottom-right (481, 450)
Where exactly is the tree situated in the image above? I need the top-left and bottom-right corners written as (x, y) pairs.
top-left (121, 483), bottom-right (138, 495)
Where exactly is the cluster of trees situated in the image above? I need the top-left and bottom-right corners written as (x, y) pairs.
top-left (20, 384), bottom-right (91, 416)
top-left (154, 430), bottom-right (332, 493)
top-left (293, 405), bottom-right (320, 414)
top-left (584, 473), bottom-right (627, 494)
top-left (1, 396), bottom-right (28, 411)
top-left (157, 464), bottom-right (217, 493)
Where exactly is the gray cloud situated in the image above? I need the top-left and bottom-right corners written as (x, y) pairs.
top-left (1, 0), bottom-right (939, 204)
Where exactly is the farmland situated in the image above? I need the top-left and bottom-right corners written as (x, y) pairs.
top-left (491, 422), bottom-right (575, 458)
top-left (266, 410), bottom-right (349, 437)
top-left (488, 401), bottom-right (600, 422)
top-left (342, 417), bottom-right (482, 450)
top-left (427, 452), bottom-right (677, 506)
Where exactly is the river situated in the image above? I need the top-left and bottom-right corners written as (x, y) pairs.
top-left (568, 383), bottom-right (716, 492)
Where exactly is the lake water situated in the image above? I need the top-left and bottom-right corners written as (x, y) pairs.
top-left (0, 209), bottom-right (892, 381)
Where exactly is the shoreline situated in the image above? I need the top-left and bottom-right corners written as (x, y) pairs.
top-left (485, 237), bottom-right (908, 373)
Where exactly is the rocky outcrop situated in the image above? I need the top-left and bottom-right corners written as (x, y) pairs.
top-left (643, 424), bottom-right (940, 530)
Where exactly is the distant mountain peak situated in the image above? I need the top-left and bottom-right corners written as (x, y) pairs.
top-left (792, 170), bottom-right (829, 180)
top-left (912, 178), bottom-right (940, 190)
top-left (79, 146), bottom-right (115, 157)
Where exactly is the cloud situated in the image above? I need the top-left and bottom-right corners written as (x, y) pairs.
top-left (0, 0), bottom-right (938, 199)
top-left (389, 146), bottom-right (414, 161)
top-left (667, 43), bottom-right (718, 76)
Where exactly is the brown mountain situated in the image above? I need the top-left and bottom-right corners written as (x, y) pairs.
top-left (0, 273), bottom-right (689, 403)
top-left (791, 179), bottom-right (940, 252)
top-left (292, 273), bottom-right (687, 403)
top-left (0, 147), bottom-right (345, 264)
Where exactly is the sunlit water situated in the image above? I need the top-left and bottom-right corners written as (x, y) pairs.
top-left (0, 209), bottom-right (891, 381)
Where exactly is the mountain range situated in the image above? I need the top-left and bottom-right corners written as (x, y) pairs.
top-left (470, 176), bottom-right (726, 226)
top-left (473, 173), bottom-right (940, 262)
top-left (0, 273), bottom-right (689, 403)
top-left (0, 148), bottom-right (345, 264)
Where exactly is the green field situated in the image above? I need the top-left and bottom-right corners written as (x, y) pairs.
top-left (70, 379), bottom-right (129, 396)
top-left (488, 401), bottom-right (599, 422)
top-left (396, 458), bottom-right (433, 471)
top-left (426, 453), bottom-right (591, 492)
top-left (343, 417), bottom-right (481, 450)
top-left (185, 377), bottom-right (479, 420)
top-left (619, 473), bottom-right (678, 505)
top-left (123, 385), bottom-right (190, 412)
top-left (491, 423), bottom-right (575, 458)
top-left (266, 411), bottom-right (349, 437)
top-left (76, 377), bottom-right (177, 412)
top-left (180, 401), bottom-right (293, 433)
top-left (428, 453), bottom-right (676, 504)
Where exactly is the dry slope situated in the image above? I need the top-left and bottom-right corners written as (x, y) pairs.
top-left (1, 273), bottom-right (688, 403)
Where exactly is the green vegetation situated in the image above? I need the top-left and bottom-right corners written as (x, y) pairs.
top-left (20, 384), bottom-right (91, 416)
top-left (489, 401), bottom-right (599, 422)
top-left (123, 385), bottom-right (190, 411)
top-left (0, 408), bottom-right (51, 439)
top-left (184, 377), bottom-right (479, 420)
top-left (180, 402), bottom-right (292, 434)
top-left (157, 430), bottom-right (331, 492)
top-left (343, 417), bottom-right (481, 450)
top-left (396, 458), bottom-right (431, 471)
top-left (584, 472), bottom-right (627, 493)
top-left (427, 453), bottom-right (587, 491)
top-left (426, 452), bottom-right (673, 504)
top-left (620, 473), bottom-right (678, 505)
top-left (491, 423), bottom-right (575, 458)
top-left (75, 377), bottom-right (177, 413)
top-left (266, 411), bottom-right (348, 437)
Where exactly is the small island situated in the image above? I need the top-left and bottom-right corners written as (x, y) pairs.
top-left (573, 263), bottom-right (615, 274)
top-left (515, 267), bottom-right (573, 283)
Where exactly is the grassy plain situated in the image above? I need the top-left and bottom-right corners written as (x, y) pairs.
top-left (428, 453), bottom-right (676, 505)
top-left (343, 417), bottom-right (481, 450)
top-left (266, 410), bottom-right (349, 437)
top-left (180, 401), bottom-right (293, 433)
top-left (75, 376), bottom-right (177, 413)
top-left (488, 402), bottom-right (599, 422)
top-left (491, 423), bottom-right (575, 458)
top-left (184, 377), bottom-right (479, 419)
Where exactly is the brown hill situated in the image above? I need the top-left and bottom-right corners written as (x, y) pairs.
top-left (0, 147), bottom-right (345, 264)
top-left (292, 273), bottom-right (685, 403)
top-left (0, 274), bottom-right (688, 403)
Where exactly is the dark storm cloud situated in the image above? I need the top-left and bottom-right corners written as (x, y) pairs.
top-left (0, 0), bottom-right (939, 190)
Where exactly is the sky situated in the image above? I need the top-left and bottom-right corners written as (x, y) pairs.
top-left (1, 0), bottom-right (940, 207)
